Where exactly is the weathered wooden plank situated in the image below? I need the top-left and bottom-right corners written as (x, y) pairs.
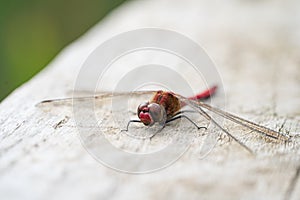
top-left (0, 0), bottom-right (299, 199)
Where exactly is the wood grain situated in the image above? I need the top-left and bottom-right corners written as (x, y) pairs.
top-left (0, 0), bottom-right (299, 199)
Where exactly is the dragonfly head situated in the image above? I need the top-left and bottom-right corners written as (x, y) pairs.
top-left (137, 102), bottom-right (166, 126)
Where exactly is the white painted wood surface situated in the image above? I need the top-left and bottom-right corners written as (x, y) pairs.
top-left (1, 0), bottom-right (300, 199)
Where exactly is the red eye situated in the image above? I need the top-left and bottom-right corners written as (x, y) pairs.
top-left (137, 102), bottom-right (149, 115)
top-left (137, 102), bottom-right (151, 125)
top-left (137, 102), bottom-right (166, 126)
top-left (148, 103), bottom-right (166, 124)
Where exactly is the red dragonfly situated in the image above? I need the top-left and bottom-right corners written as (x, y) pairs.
top-left (39, 86), bottom-right (289, 153)
top-left (123, 86), bottom-right (218, 130)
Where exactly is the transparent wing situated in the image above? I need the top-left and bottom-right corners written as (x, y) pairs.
top-left (37, 90), bottom-right (157, 107)
top-left (177, 94), bottom-right (290, 142)
top-left (36, 90), bottom-right (160, 134)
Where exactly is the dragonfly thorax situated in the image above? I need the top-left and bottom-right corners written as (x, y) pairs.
top-left (137, 102), bottom-right (167, 126)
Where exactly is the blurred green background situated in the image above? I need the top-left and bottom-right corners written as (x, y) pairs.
top-left (0, 0), bottom-right (127, 101)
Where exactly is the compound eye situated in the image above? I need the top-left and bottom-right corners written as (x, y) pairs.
top-left (137, 101), bottom-right (149, 115)
top-left (148, 103), bottom-right (166, 123)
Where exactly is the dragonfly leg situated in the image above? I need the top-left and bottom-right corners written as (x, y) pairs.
top-left (166, 114), bottom-right (207, 130)
top-left (148, 123), bottom-right (167, 139)
top-left (121, 119), bottom-right (142, 132)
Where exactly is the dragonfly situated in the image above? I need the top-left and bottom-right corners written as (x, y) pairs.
top-left (122, 86), bottom-right (218, 132)
top-left (38, 86), bottom-right (289, 154)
